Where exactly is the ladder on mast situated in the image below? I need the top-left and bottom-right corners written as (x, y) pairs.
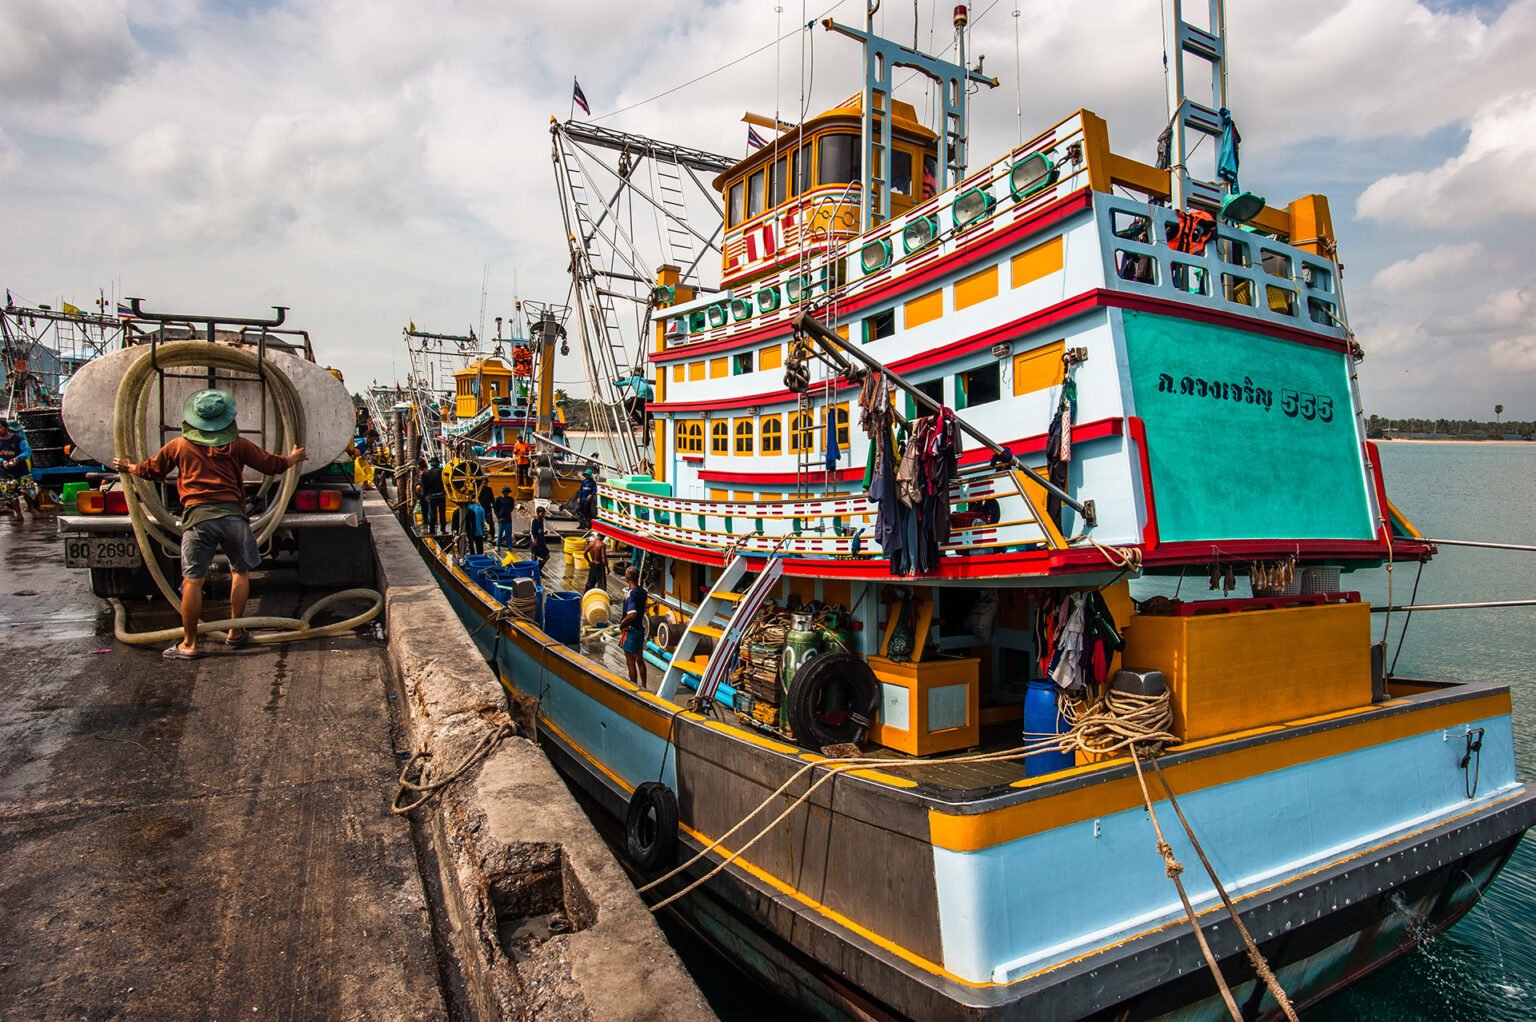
top-left (1162, 0), bottom-right (1229, 211)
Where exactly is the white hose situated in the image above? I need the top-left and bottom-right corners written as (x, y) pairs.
top-left (111, 340), bottom-right (383, 646)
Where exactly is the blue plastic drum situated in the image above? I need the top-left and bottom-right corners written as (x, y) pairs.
top-left (1023, 679), bottom-right (1076, 777)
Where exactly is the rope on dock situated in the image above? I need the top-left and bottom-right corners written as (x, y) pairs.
top-left (391, 719), bottom-right (516, 815)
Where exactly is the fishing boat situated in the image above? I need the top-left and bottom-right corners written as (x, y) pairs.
top-left (419, 4), bottom-right (1536, 1018)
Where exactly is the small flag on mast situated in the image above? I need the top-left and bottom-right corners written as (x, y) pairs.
top-left (746, 126), bottom-right (767, 150)
top-left (116, 302), bottom-right (135, 319)
top-left (62, 301), bottom-right (82, 316)
top-left (572, 79), bottom-right (590, 116)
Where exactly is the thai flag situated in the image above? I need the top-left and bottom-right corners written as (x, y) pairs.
top-left (116, 302), bottom-right (135, 319)
top-left (572, 79), bottom-right (590, 115)
top-left (747, 126), bottom-right (767, 150)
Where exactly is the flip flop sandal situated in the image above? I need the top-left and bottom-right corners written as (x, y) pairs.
top-left (224, 631), bottom-right (253, 647)
top-left (162, 645), bottom-right (203, 661)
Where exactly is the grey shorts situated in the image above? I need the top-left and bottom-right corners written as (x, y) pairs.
top-left (180, 515), bottom-right (262, 579)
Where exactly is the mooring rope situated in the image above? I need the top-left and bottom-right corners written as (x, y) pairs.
top-left (391, 719), bottom-right (516, 815)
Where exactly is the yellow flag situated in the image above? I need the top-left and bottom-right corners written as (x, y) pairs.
top-left (408, 319), bottom-right (416, 333)
top-left (62, 301), bottom-right (81, 316)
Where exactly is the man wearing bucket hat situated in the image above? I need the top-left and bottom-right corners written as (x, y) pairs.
top-left (113, 389), bottom-right (306, 660)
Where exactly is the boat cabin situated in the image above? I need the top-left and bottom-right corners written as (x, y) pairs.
top-left (715, 95), bottom-right (938, 288)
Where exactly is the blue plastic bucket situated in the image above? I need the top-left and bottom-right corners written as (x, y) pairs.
top-left (1023, 679), bottom-right (1076, 777)
top-left (544, 590), bottom-right (581, 644)
top-left (461, 554), bottom-right (496, 586)
top-left (481, 568), bottom-right (516, 602)
top-left (507, 560), bottom-right (540, 581)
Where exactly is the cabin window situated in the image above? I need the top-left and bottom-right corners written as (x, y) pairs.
top-left (709, 356), bottom-right (728, 378)
top-left (733, 351), bottom-right (754, 375)
top-left (734, 418), bottom-right (755, 455)
top-left (822, 404), bottom-right (850, 448)
top-left (688, 361), bottom-right (705, 381)
top-left (677, 420), bottom-right (704, 454)
top-left (747, 168), bottom-right (766, 218)
top-left (863, 308), bottom-right (895, 343)
top-left (906, 377), bottom-right (945, 418)
top-left (761, 415), bottom-right (783, 454)
top-left (818, 133), bottom-right (860, 186)
top-left (957, 363), bottom-right (1001, 409)
top-left (770, 157), bottom-right (787, 205)
top-left (711, 420), bottom-right (730, 454)
top-left (790, 410), bottom-right (815, 453)
top-left (728, 181), bottom-right (744, 228)
top-left (793, 146), bottom-right (812, 194)
top-left (891, 149), bottom-right (913, 195)
top-left (672, 364), bottom-right (684, 383)
top-left (759, 344), bottom-right (783, 370)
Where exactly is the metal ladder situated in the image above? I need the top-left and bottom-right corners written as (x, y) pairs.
top-left (656, 552), bottom-right (784, 705)
top-left (653, 154), bottom-right (699, 281)
top-left (1162, 0), bottom-right (1229, 211)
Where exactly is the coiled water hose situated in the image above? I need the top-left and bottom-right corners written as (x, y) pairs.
top-left (108, 341), bottom-right (382, 646)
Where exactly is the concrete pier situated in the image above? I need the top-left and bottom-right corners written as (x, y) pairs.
top-left (0, 497), bottom-right (711, 1021)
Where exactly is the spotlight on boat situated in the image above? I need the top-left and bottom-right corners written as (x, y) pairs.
top-left (861, 238), bottom-right (892, 273)
top-left (1221, 190), bottom-right (1267, 223)
top-left (902, 215), bottom-right (939, 253)
top-left (1009, 152), bottom-right (1058, 200)
top-left (952, 188), bottom-right (996, 228)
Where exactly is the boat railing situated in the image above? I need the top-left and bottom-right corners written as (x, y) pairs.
top-left (1095, 193), bottom-right (1347, 339)
top-left (597, 458), bottom-right (1066, 560)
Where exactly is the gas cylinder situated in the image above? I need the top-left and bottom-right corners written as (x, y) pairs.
top-left (815, 607), bottom-right (852, 654)
top-left (780, 612), bottom-right (822, 696)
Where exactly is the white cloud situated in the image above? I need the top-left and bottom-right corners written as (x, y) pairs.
top-left (0, 0), bottom-right (136, 108)
top-left (1357, 89), bottom-right (1536, 226)
top-left (1370, 242), bottom-right (1484, 292)
top-left (0, 128), bottom-right (19, 180)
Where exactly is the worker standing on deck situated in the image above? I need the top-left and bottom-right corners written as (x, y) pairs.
top-left (530, 505), bottom-right (550, 575)
top-left (512, 433), bottom-right (532, 488)
top-left (112, 389), bottom-right (305, 660)
top-left (421, 457), bottom-right (446, 534)
top-left (575, 467), bottom-right (598, 530)
top-left (584, 531), bottom-right (608, 593)
top-left (619, 566), bottom-right (648, 688)
top-left (460, 496), bottom-right (487, 556)
top-left (476, 480), bottom-right (494, 523)
top-left (492, 485), bottom-right (516, 549)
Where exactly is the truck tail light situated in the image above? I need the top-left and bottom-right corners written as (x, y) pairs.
top-left (294, 489), bottom-right (320, 512)
top-left (77, 490), bottom-right (105, 514)
top-left (103, 490), bottom-right (129, 514)
top-left (319, 490), bottom-right (342, 511)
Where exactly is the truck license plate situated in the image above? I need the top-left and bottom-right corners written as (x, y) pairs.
top-left (65, 535), bottom-right (143, 569)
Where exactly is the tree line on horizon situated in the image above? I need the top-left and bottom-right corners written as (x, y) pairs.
top-left (1366, 414), bottom-right (1533, 440)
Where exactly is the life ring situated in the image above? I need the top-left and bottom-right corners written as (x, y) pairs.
top-left (624, 781), bottom-right (679, 872)
top-left (785, 651), bottom-right (880, 750)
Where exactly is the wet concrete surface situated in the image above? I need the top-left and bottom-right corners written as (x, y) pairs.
top-left (0, 512), bottom-right (444, 1021)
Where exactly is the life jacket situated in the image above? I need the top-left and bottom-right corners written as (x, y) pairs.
top-left (511, 345), bottom-right (534, 377)
top-left (1167, 209), bottom-right (1217, 256)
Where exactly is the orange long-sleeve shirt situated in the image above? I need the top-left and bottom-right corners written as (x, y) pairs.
top-left (133, 437), bottom-right (291, 507)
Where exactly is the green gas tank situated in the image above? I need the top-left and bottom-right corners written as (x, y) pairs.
top-left (815, 607), bottom-right (852, 654)
top-left (780, 613), bottom-right (823, 697)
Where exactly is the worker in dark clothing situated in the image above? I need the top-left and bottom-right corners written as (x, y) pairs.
top-left (584, 531), bottom-right (608, 593)
top-left (421, 457), bottom-right (446, 534)
top-left (619, 565), bottom-right (648, 688)
top-left (476, 481), bottom-right (495, 522)
top-left (493, 485), bottom-right (517, 549)
top-left (530, 505), bottom-right (550, 576)
top-left (575, 468), bottom-right (598, 529)
top-left (460, 498), bottom-right (487, 555)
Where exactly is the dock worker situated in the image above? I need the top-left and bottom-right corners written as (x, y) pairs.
top-left (530, 504), bottom-right (550, 575)
top-left (476, 479), bottom-right (495, 522)
top-left (575, 467), bottom-right (598, 529)
top-left (421, 457), bottom-right (446, 534)
top-left (618, 565), bottom-right (648, 689)
top-left (0, 418), bottom-right (39, 519)
top-left (584, 530), bottom-right (608, 593)
top-left (112, 389), bottom-right (306, 660)
top-left (460, 494), bottom-right (487, 556)
top-left (512, 433), bottom-right (533, 487)
top-left (493, 485), bottom-right (517, 549)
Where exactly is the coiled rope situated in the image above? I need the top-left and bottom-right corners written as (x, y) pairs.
top-left (392, 719), bottom-right (516, 815)
top-left (108, 341), bottom-right (383, 645)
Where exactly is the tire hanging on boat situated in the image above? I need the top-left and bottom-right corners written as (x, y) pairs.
top-left (624, 781), bottom-right (679, 872)
top-left (785, 651), bottom-right (880, 750)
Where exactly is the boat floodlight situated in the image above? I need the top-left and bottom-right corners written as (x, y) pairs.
top-left (707, 303), bottom-right (729, 328)
top-left (730, 298), bottom-right (753, 322)
top-left (953, 187), bottom-right (996, 228)
top-left (1221, 190), bottom-right (1267, 224)
top-left (1009, 152), bottom-right (1058, 200)
top-left (757, 286), bottom-right (781, 312)
top-left (861, 238), bottom-right (892, 273)
top-left (902, 214), bottom-right (940, 253)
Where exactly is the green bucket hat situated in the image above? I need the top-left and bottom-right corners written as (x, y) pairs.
top-left (182, 389), bottom-right (239, 446)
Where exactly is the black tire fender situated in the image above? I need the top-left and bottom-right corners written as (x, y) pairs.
top-left (624, 781), bottom-right (679, 872)
top-left (785, 651), bottom-right (880, 750)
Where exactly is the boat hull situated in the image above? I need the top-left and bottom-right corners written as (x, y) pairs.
top-left (423, 544), bottom-right (1536, 1021)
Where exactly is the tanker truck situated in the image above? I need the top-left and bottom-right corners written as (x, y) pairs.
top-left (55, 304), bottom-right (373, 599)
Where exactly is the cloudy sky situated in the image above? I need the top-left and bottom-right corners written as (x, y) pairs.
top-left (2, 0), bottom-right (1532, 419)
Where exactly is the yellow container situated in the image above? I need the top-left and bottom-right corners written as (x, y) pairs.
top-left (563, 534), bottom-right (587, 570)
top-left (581, 589), bottom-right (611, 626)
top-left (866, 655), bottom-right (980, 756)
top-left (1123, 600), bottom-right (1372, 743)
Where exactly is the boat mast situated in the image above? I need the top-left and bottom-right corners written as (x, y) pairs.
top-left (823, 3), bottom-right (998, 229)
top-left (1162, 0), bottom-right (1229, 212)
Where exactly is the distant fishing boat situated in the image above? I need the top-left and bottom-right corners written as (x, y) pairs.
top-left (420, 3), bottom-right (1536, 1018)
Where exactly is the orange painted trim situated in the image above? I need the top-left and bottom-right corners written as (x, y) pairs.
top-left (928, 691), bottom-right (1512, 851)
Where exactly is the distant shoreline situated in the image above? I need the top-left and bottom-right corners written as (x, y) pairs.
top-left (1380, 438), bottom-right (1534, 445)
